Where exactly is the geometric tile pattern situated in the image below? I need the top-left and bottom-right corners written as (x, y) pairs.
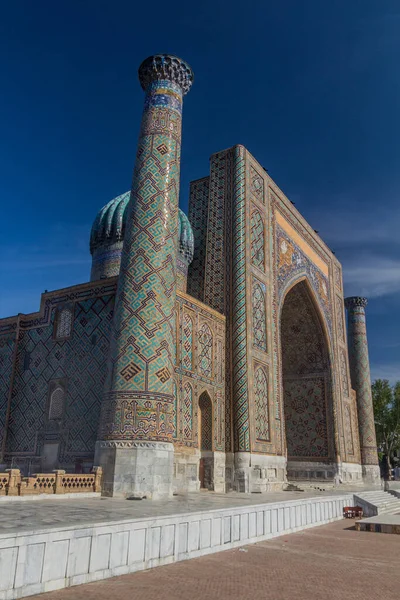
top-left (254, 366), bottom-right (269, 441)
top-left (175, 293), bottom-right (225, 453)
top-left (198, 323), bottom-right (213, 378)
top-left (277, 225), bottom-right (332, 335)
top-left (336, 295), bottom-right (345, 344)
top-left (4, 293), bottom-right (114, 462)
top-left (99, 67), bottom-right (192, 442)
top-left (281, 281), bottom-right (332, 460)
top-left (187, 177), bottom-right (210, 302)
top-left (0, 335), bottom-right (14, 453)
top-left (231, 146), bottom-right (250, 452)
top-left (55, 308), bottom-right (73, 339)
top-left (183, 382), bottom-right (193, 440)
top-left (281, 282), bottom-right (326, 377)
top-left (252, 280), bottom-right (267, 352)
top-left (199, 391), bottom-right (213, 451)
top-left (48, 387), bottom-right (64, 420)
top-left (339, 347), bottom-right (349, 397)
top-left (91, 191), bottom-right (194, 286)
top-left (334, 264), bottom-right (342, 290)
top-left (344, 404), bottom-right (354, 456)
top-left (181, 314), bottom-right (193, 370)
top-left (250, 210), bottom-right (265, 270)
top-left (345, 297), bottom-right (378, 465)
top-left (250, 166), bottom-right (264, 203)
top-left (203, 152), bottom-right (230, 314)
top-left (283, 376), bottom-right (329, 458)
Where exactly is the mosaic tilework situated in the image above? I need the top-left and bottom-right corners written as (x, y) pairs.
top-left (175, 293), bottom-right (225, 453)
top-left (187, 177), bottom-right (210, 302)
top-left (252, 280), bottom-right (267, 352)
top-left (5, 292), bottom-right (114, 463)
top-left (254, 367), bottom-right (269, 442)
top-left (281, 281), bottom-right (333, 460)
top-left (269, 200), bottom-right (283, 451)
top-left (181, 313), bottom-right (193, 370)
top-left (250, 165), bottom-right (264, 203)
top-left (284, 376), bottom-right (328, 458)
top-left (277, 225), bottom-right (332, 335)
top-left (250, 209), bottom-right (265, 270)
top-left (334, 264), bottom-right (342, 290)
top-left (216, 340), bottom-right (223, 384)
top-left (204, 152), bottom-right (230, 313)
top-left (183, 382), bottom-right (193, 440)
top-left (91, 187), bottom-right (194, 285)
top-left (172, 379), bottom-right (178, 438)
top-left (100, 60), bottom-right (193, 443)
top-left (345, 297), bottom-right (378, 465)
top-left (48, 387), bottom-right (64, 420)
top-left (336, 295), bottom-right (345, 344)
top-left (0, 335), bottom-right (15, 454)
top-left (199, 391), bottom-right (213, 451)
top-left (198, 323), bottom-right (213, 378)
top-left (281, 282), bottom-right (327, 376)
top-left (339, 347), bottom-right (349, 397)
top-left (231, 146), bottom-right (250, 452)
top-left (91, 243), bottom-right (124, 281)
top-left (55, 308), bottom-right (72, 339)
top-left (344, 404), bottom-right (354, 455)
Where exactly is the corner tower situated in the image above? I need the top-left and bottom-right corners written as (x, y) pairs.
top-left (96, 55), bottom-right (194, 498)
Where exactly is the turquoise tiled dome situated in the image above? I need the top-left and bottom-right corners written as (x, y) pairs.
top-left (177, 207), bottom-right (194, 264)
top-left (90, 191), bottom-right (194, 264)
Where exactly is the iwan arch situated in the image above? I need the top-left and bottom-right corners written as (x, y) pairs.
top-left (0, 55), bottom-right (380, 498)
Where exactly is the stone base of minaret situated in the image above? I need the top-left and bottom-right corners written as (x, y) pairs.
top-left (362, 464), bottom-right (381, 485)
top-left (94, 441), bottom-right (174, 499)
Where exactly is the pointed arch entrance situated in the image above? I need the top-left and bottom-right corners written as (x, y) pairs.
top-left (280, 280), bottom-right (335, 481)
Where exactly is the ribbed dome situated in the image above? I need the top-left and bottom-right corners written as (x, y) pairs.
top-left (178, 209), bottom-right (194, 264)
top-left (90, 191), bottom-right (194, 264)
top-left (90, 191), bottom-right (129, 254)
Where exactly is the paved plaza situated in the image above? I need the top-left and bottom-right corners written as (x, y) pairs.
top-left (30, 519), bottom-right (399, 600)
top-left (0, 490), bottom-right (353, 534)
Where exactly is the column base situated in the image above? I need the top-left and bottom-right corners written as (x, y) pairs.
top-left (362, 464), bottom-right (381, 485)
top-left (173, 448), bottom-right (201, 494)
top-left (233, 452), bottom-right (286, 493)
top-left (339, 462), bottom-right (363, 485)
top-left (234, 452), bottom-right (251, 492)
top-left (94, 440), bottom-right (174, 499)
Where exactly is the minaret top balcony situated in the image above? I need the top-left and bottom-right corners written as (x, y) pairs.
top-left (138, 54), bottom-right (194, 95)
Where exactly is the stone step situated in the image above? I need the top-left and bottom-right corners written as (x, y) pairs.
top-left (355, 490), bottom-right (400, 515)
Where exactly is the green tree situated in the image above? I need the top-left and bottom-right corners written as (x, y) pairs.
top-left (372, 379), bottom-right (400, 477)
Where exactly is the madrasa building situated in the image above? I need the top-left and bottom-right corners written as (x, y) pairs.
top-left (0, 55), bottom-right (380, 499)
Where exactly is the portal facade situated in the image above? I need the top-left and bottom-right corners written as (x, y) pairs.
top-left (0, 55), bottom-right (379, 497)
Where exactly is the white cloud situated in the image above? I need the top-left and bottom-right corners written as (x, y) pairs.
top-left (343, 255), bottom-right (400, 298)
top-left (310, 205), bottom-right (400, 247)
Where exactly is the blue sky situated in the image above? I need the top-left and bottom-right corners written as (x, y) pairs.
top-left (0, 1), bottom-right (399, 382)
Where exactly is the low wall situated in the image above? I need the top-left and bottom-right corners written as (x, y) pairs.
top-left (0, 494), bottom-right (352, 600)
top-left (0, 468), bottom-right (102, 497)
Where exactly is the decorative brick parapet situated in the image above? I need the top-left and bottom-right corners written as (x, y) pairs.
top-left (0, 466), bottom-right (102, 496)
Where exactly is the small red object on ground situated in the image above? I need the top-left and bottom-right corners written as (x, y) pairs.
top-left (343, 506), bottom-right (363, 519)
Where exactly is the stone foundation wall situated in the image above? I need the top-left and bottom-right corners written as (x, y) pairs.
top-left (0, 494), bottom-right (353, 599)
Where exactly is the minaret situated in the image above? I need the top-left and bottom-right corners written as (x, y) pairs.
top-left (344, 296), bottom-right (380, 483)
top-left (95, 55), bottom-right (194, 499)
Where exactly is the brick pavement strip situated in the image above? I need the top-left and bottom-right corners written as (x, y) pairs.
top-left (32, 520), bottom-right (399, 600)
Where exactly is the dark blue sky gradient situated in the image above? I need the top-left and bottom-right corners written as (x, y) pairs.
top-left (1, 1), bottom-right (399, 381)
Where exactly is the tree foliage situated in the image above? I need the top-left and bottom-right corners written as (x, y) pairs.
top-left (372, 379), bottom-right (400, 472)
